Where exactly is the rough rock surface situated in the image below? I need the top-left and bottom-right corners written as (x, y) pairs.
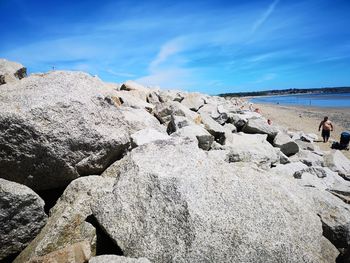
top-left (172, 125), bottom-right (214, 151)
top-left (273, 132), bottom-right (299, 156)
top-left (14, 176), bottom-right (114, 263)
top-left (131, 128), bottom-right (170, 147)
top-left (89, 255), bottom-right (151, 263)
top-left (324, 150), bottom-right (350, 179)
top-left (180, 93), bottom-right (206, 111)
top-left (92, 138), bottom-right (337, 263)
top-left (0, 58), bottom-right (27, 85)
top-left (224, 133), bottom-right (279, 168)
top-left (0, 71), bottom-right (137, 190)
top-left (0, 178), bottom-right (47, 261)
top-left (26, 241), bottom-right (91, 263)
top-left (242, 118), bottom-right (279, 139)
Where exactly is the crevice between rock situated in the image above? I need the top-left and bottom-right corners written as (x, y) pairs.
top-left (85, 215), bottom-right (124, 256)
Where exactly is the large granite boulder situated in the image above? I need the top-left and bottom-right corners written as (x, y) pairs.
top-left (130, 128), bottom-right (170, 147)
top-left (153, 101), bottom-right (201, 125)
top-left (0, 178), bottom-right (47, 261)
top-left (0, 71), bottom-right (139, 190)
top-left (172, 125), bottom-right (214, 151)
top-left (0, 58), bottom-right (27, 85)
top-left (324, 150), bottom-right (350, 180)
top-left (242, 118), bottom-right (279, 140)
top-left (224, 133), bottom-right (279, 169)
top-left (91, 137), bottom-right (338, 263)
top-left (273, 132), bottom-right (299, 156)
top-left (180, 92), bottom-right (206, 111)
top-left (14, 176), bottom-right (114, 263)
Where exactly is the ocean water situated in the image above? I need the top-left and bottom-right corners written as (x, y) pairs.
top-left (250, 92), bottom-right (350, 108)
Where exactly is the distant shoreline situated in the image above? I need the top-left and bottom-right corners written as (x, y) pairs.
top-left (253, 102), bottom-right (350, 159)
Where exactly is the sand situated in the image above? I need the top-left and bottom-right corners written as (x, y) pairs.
top-left (252, 103), bottom-right (350, 159)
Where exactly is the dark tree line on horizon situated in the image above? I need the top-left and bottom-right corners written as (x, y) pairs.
top-left (219, 87), bottom-right (350, 97)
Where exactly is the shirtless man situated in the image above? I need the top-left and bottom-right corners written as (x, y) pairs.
top-left (318, 116), bottom-right (334, 143)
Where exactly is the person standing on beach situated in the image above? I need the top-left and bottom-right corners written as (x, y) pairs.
top-left (318, 116), bottom-right (334, 143)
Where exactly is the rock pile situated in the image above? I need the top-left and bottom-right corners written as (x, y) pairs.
top-left (1, 59), bottom-right (350, 263)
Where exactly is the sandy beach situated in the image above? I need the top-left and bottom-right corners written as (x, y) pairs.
top-left (253, 103), bottom-right (350, 159)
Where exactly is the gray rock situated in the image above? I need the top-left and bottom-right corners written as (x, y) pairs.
top-left (0, 71), bottom-right (134, 190)
top-left (224, 133), bottom-right (279, 169)
top-left (92, 137), bottom-right (338, 263)
top-left (120, 81), bottom-right (150, 101)
top-left (180, 92), bottom-right (206, 111)
top-left (166, 115), bottom-right (193, 134)
top-left (290, 150), bottom-right (324, 167)
top-left (306, 188), bottom-right (350, 252)
top-left (295, 139), bottom-right (316, 151)
top-left (172, 125), bottom-right (214, 151)
top-left (200, 113), bottom-right (227, 144)
top-left (0, 178), bottom-right (47, 260)
top-left (324, 150), bottom-right (350, 179)
top-left (153, 101), bottom-right (201, 125)
top-left (158, 90), bottom-right (184, 103)
top-left (277, 150), bottom-right (291, 164)
top-left (242, 118), bottom-right (279, 140)
top-left (89, 255), bottom-right (151, 263)
top-left (131, 128), bottom-right (170, 147)
top-left (114, 91), bottom-right (154, 111)
top-left (14, 176), bottom-right (115, 263)
top-left (273, 132), bottom-right (299, 156)
top-left (0, 58), bottom-right (26, 85)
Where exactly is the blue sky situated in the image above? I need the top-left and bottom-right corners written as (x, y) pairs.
top-left (1, 0), bottom-right (350, 94)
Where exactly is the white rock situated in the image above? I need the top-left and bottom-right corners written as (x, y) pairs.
top-left (131, 128), bottom-right (170, 147)
top-left (0, 58), bottom-right (26, 85)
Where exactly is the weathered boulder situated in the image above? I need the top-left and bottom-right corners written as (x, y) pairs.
top-left (120, 81), bottom-right (150, 101)
top-left (305, 188), bottom-right (350, 259)
top-left (200, 113), bottom-right (227, 144)
top-left (273, 132), bottom-right (299, 156)
top-left (166, 115), bottom-right (193, 134)
top-left (89, 255), bottom-right (151, 263)
top-left (242, 118), bottom-right (279, 140)
top-left (224, 133), bottom-right (279, 169)
top-left (0, 71), bottom-right (135, 190)
top-left (290, 150), bottom-right (324, 167)
top-left (180, 92), bottom-right (206, 111)
top-left (26, 241), bottom-right (91, 263)
top-left (153, 101), bottom-right (201, 125)
top-left (0, 58), bottom-right (26, 85)
top-left (92, 137), bottom-right (337, 262)
top-left (295, 139), bottom-right (316, 151)
top-left (272, 162), bottom-right (309, 177)
top-left (114, 91), bottom-right (154, 111)
top-left (14, 176), bottom-right (115, 263)
top-left (158, 90), bottom-right (184, 103)
top-left (324, 150), bottom-right (350, 180)
top-left (131, 128), bottom-right (170, 147)
top-left (0, 179), bottom-right (47, 261)
top-left (172, 125), bottom-right (214, 151)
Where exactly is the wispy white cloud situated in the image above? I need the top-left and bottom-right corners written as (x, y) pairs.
top-left (253, 73), bottom-right (277, 83)
top-left (252, 0), bottom-right (280, 33)
top-left (149, 37), bottom-right (185, 71)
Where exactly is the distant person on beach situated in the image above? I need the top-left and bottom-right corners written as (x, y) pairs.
top-left (318, 116), bottom-right (334, 143)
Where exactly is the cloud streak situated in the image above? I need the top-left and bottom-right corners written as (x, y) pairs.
top-left (252, 0), bottom-right (280, 33)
